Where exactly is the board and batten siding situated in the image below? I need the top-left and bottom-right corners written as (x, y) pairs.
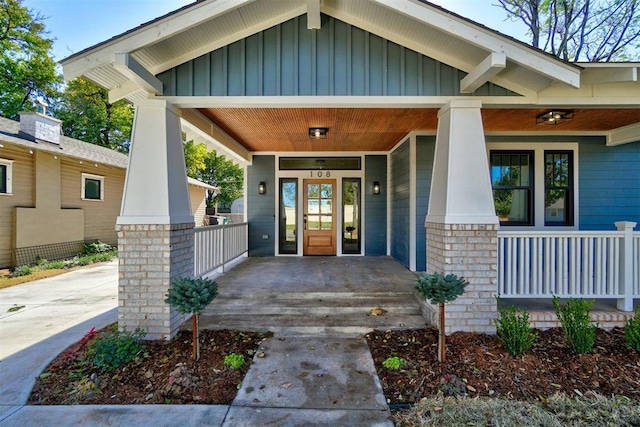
top-left (365, 155), bottom-right (387, 256)
top-left (486, 135), bottom-right (640, 230)
top-left (390, 139), bottom-right (411, 268)
top-left (0, 146), bottom-right (35, 268)
top-left (158, 14), bottom-right (517, 98)
top-left (60, 160), bottom-right (125, 246)
top-left (247, 155), bottom-right (276, 256)
top-left (415, 136), bottom-right (436, 272)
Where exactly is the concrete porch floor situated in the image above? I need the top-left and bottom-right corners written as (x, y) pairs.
top-left (198, 256), bottom-right (429, 336)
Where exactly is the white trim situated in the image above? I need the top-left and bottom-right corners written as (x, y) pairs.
top-left (460, 52), bottom-right (507, 93)
top-left (486, 142), bottom-right (580, 231)
top-left (409, 134), bottom-right (417, 271)
top-left (113, 53), bottom-right (163, 98)
top-left (0, 158), bottom-right (14, 195)
top-left (81, 172), bottom-right (105, 201)
top-left (607, 122), bottom-right (640, 146)
top-left (306, 0), bottom-right (321, 29)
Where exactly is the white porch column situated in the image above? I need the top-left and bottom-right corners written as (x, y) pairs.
top-left (425, 100), bottom-right (499, 334)
top-left (116, 99), bottom-right (194, 340)
top-left (615, 221), bottom-right (637, 311)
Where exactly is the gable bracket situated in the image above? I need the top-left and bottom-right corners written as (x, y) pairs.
top-left (113, 53), bottom-right (163, 97)
top-left (307, 0), bottom-right (321, 29)
top-left (460, 52), bottom-right (506, 93)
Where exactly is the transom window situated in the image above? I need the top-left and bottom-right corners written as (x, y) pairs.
top-left (81, 173), bottom-right (104, 201)
top-left (489, 145), bottom-right (576, 228)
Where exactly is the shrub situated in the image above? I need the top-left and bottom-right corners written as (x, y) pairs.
top-left (495, 299), bottom-right (537, 356)
top-left (439, 374), bottom-right (467, 397)
top-left (41, 260), bottom-right (67, 270)
top-left (624, 309), bottom-right (640, 352)
top-left (87, 328), bottom-right (145, 372)
top-left (553, 296), bottom-right (597, 354)
top-left (223, 353), bottom-right (245, 370)
top-left (11, 265), bottom-right (33, 277)
top-left (83, 240), bottom-right (115, 254)
top-left (382, 356), bottom-right (407, 370)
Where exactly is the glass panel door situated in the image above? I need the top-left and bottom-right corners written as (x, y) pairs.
top-left (279, 179), bottom-right (297, 254)
top-left (303, 179), bottom-right (336, 255)
top-left (342, 178), bottom-right (361, 254)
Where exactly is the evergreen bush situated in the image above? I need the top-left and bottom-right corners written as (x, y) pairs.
top-left (553, 296), bottom-right (597, 354)
top-left (624, 309), bottom-right (640, 352)
top-left (495, 298), bottom-right (537, 356)
top-left (87, 328), bottom-right (145, 372)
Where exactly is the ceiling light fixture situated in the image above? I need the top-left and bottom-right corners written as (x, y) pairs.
top-left (309, 127), bottom-right (328, 139)
top-left (536, 110), bottom-right (573, 125)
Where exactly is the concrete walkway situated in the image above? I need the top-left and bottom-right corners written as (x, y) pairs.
top-left (0, 259), bottom-right (394, 426)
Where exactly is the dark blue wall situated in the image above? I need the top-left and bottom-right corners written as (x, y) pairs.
top-left (247, 155), bottom-right (276, 256)
top-left (390, 140), bottom-right (411, 267)
top-left (415, 136), bottom-right (436, 271)
top-left (158, 15), bottom-right (517, 97)
top-left (365, 155), bottom-right (387, 256)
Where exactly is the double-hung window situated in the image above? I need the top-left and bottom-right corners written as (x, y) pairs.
top-left (489, 144), bottom-right (577, 228)
top-left (0, 159), bottom-right (13, 195)
top-left (81, 173), bottom-right (104, 201)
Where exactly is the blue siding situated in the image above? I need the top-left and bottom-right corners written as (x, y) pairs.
top-left (390, 140), bottom-right (411, 268)
top-left (365, 155), bottom-right (387, 256)
top-left (487, 136), bottom-right (640, 230)
top-left (415, 136), bottom-right (436, 272)
top-left (247, 155), bottom-right (276, 256)
top-left (158, 14), bottom-right (517, 97)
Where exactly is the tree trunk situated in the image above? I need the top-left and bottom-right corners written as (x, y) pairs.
top-left (439, 302), bottom-right (446, 362)
top-left (192, 314), bottom-right (199, 361)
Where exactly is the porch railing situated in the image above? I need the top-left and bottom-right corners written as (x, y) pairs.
top-left (193, 222), bottom-right (248, 277)
top-left (497, 222), bottom-right (639, 311)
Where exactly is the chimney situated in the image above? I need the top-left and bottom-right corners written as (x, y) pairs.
top-left (19, 100), bottom-right (62, 145)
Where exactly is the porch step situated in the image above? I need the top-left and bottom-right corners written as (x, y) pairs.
top-left (197, 313), bottom-right (427, 336)
top-left (197, 291), bottom-right (427, 336)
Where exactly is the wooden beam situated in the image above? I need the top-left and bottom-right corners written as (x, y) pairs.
top-left (180, 109), bottom-right (250, 162)
top-left (108, 80), bottom-right (146, 103)
top-left (460, 52), bottom-right (506, 93)
top-left (113, 53), bottom-right (163, 96)
top-left (307, 0), bottom-right (321, 29)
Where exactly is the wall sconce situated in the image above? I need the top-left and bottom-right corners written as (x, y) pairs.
top-left (309, 127), bottom-right (328, 139)
top-left (258, 181), bottom-right (266, 195)
top-left (373, 181), bottom-right (381, 195)
top-left (536, 110), bottom-right (573, 125)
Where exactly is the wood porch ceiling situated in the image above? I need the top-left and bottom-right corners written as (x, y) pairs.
top-left (198, 107), bottom-right (640, 152)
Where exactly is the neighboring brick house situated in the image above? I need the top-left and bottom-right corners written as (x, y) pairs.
top-left (0, 113), bottom-right (217, 268)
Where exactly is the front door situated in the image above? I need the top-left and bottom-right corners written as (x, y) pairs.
top-left (303, 179), bottom-right (336, 255)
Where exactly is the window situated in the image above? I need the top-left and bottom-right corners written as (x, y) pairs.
top-left (0, 159), bottom-right (13, 195)
top-left (490, 151), bottom-right (534, 225)
top-left (81, 173), bottom-right (104, 201)
top-left (488, 144), bottom-right (577, 228)
top-left (544, 151), bottom-right (573, 226)
top-left (279, 178), bottom-right (298, 254)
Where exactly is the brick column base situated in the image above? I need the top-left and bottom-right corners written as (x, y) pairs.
top-left (426, 222), bottom-right (498, 334)
top-left (116, 222), bottom-right (195, 340)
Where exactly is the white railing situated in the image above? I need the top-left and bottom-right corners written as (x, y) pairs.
top-left (194, 222), bottom-right (248, 277)
top-left (497, 222), bottom-right (638, 311)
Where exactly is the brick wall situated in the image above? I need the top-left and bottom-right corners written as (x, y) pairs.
top-left (116, 222), bottom-right (195, 340)
top-left (425, 222), bottom-right (499, 334)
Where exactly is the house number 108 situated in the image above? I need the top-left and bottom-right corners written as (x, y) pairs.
top-left (311, 171), bottom-right (331, 177)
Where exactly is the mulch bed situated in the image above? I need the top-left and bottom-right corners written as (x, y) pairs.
top-left (365, 327), bottom-right (640, 405)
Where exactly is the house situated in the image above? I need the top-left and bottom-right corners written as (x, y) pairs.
top-left (0, 112), bottom-right (218, 268)
top-left (60, 0), bottom-right (639, 339)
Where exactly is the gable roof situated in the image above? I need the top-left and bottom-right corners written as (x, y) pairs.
top-left (60, 0), bottom-right (582, 100)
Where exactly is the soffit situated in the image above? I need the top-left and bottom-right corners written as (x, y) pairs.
top-left (198, 107), bottom-right (640, 152)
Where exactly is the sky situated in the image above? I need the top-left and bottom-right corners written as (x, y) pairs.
top-left (25, 0), bottom-right (530, 63)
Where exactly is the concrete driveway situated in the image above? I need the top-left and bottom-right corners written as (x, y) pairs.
top-left (0, 260), bottom-right (118, 407)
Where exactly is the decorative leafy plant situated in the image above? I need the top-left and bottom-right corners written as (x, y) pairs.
top-left (415, 272), bottom-right (468, 362)
top-left (87, 328), bottom-right (145, 372)
top-left (495, 296), bottom-right (538, 356)
top-left (165, 277), bottom-right (218, 360)
top-left (223, 353), bottom-right (245, 370)
top-left (439, 374), bottom-right (467, 397)
top-left (624, 309), bottom-right (640, 352)
top-left (553, 296), bottom-right (597, 354)
top-left (382, 356), bottom-right (407, 371)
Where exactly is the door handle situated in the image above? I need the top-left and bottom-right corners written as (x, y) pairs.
top-left (303, 214), bottom-right (307, 230)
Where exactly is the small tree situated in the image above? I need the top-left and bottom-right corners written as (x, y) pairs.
top-left (416, 272), bottom-right (468, 362)
top-left (165, 277), bottom-right (218, 360)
